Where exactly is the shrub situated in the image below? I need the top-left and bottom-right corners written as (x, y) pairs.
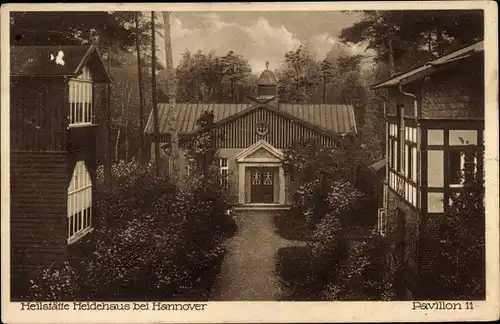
top-left (321, 235), bottom-right (394, 301)
top-left (25, 262), bottom-right (78, 301)
top-left (95, 159), bottom-right (176, 226)
top-left (275, 246), bottom-right (317, 300)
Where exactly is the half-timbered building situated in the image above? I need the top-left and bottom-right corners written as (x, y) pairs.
top-left (145, 65), bottom-right (358, 207)
top-left (371, 40), bottom-right (484, 295)
top-left (10, 45), bottom-right (111, 299)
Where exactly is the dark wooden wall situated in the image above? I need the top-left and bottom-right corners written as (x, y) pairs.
top-left (11, 77), bottom-right (68, 152)
top-left (10, 78), bottom-right (100, 300)
top-left (10, 151), bottom-right (69, 300)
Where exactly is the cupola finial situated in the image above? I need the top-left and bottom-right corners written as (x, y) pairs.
top-left (265, 61), bottom-right (269, 70)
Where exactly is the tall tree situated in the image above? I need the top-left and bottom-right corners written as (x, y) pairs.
top-left (318, 59), bottom-right (335, 104)
top-left (221, 50), bottom-right (252, 102)
top-left (151, 11), bottom-right (160, 176)
top-left (163, 11), bottom-right (179, 178)
top-left (175, 49), bottom-right (254, 103)
top-left (340, 10), bottom-right (484, 75)
top-left (278, 46), bottom-right (318, 103)
top-left (134, 12), bottom-right (145, 166)
top-left (10, 11), bottom-right (134, 48)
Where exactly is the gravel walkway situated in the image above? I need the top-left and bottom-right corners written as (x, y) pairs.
top-left (212, 210), bottom-right (305, 301)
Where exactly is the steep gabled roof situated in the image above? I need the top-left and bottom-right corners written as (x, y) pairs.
top-left (371, 40), bottom-right (484, 89)
top-left (10, 45), bottom-right (111, 82)
top-left (144, 102), bottom-right (357, 138)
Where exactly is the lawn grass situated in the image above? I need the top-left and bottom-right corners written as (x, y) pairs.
top-left (273, 209), bottom-right (313, 241)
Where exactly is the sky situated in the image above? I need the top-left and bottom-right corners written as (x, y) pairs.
top-left (155, 11), bottom-right (369, 73)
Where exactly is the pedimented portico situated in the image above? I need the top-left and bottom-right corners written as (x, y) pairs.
top-left (235, 140), bottom-right (286, 205)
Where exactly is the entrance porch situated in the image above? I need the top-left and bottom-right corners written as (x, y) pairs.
top-left (235, 140), bottom-right (287, 206)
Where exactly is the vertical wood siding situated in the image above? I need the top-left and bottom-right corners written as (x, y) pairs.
top-left (179, 108), bottom-right (339, 149)
top-left (10, 151), bottom-right (69, 300)
top-left (11, 78), bottom-right (69, 152)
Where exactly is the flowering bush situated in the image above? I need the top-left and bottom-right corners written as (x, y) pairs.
top-left (278, 138), bottom-right (392, 301)
top-left (25, 262), bottom-right (78, 301)
top-left (283, 137), bottom-right (367, 226)
top-left (311, 181), bottom-right (364, 257)
top-left (95, 159), bottom-right (176, 226)
top-left (320, 236), bottom-right (394, 301)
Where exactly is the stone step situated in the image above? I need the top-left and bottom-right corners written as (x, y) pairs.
top-left (233, 205), bottom-right (291, 211)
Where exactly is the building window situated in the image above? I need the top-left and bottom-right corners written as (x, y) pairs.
top-left (428, 192), bottom-right (444, 213)
top-left (69, 67), bottom-right (93, 126)
top-left (390, 138), bottom-right (397, 170)
top-left (428, 150), bottom-right (444, 187)
top-left (397, 105), bottom-right (404, 172)
top-left (405, 144), bottom-right (416, 181)
top-left (186, 157), bottom-right (195, 176)
top-left (378, 208), bottom-right (387, 236)
top-left (449, 150), bottom-right (477, 187)
top-left (428, 129), bottom-right (444, 145)
top-left (68, 160), bottom-right (92, 244)
top-left (449, 130), bottom-right (478, 146)
top-left (220, 158), bottom-right (229, 189)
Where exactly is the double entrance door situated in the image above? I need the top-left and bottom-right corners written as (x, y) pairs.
top-left (249, 167), bottom-right (277, 203)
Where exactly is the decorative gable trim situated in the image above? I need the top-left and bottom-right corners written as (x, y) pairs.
top-left (76, 45), bottom-right (112, 83)
top-left (235, 140), bottom-right (283, 163)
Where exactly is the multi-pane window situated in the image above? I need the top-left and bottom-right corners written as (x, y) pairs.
top-left (68, 160), bottom-right (93, 244)
top-left (220, 158), bottom-right (229, 190)
top-left (69, 66), bottom-right (93, 125)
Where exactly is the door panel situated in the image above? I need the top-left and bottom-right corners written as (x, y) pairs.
top-left (250, 167), bottom-right (276, 203)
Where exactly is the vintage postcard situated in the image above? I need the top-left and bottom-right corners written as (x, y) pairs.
top-left (1, 1), bottom-right (499, 323)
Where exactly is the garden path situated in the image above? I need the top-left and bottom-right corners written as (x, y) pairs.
top-left (212, 210), bottom-right (305, 300)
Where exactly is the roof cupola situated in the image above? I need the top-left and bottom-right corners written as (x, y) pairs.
top-left (257, 61), bottom-right (277, 99)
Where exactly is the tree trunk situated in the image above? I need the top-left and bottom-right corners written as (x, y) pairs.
top-left (322, 77), bottom-right (326, 104)
top-left (124, 82), bottom-right (132, 162)
top-left (428, 29), bottom-right (432, 53)
top-left (387, 37), bottom-right (395, 75)
top-left (163, 11), bottom-right (179, 179)
top-left (125, 131), bottom-right (129, 162)
top-left (115, 95), bottom-right (126, 162)
top-left (105, 46), bottom-right (113, 185)
top-left (114, 128), bottom-right (121, 162)
top-left (230, 79), bottom-right (234, 103)
top-left (436, 24), bottom-right (444, 57)
top-left (135, 12), bottom-right (145, 166)
top-left (151, 11), bottom-right (161, 177)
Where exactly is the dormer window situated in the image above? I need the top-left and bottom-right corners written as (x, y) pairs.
top-left (69, 66), bottom-right (93, 126)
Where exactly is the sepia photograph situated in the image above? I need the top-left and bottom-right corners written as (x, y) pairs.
top-left (1, 2), bottom-right (499, 323)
